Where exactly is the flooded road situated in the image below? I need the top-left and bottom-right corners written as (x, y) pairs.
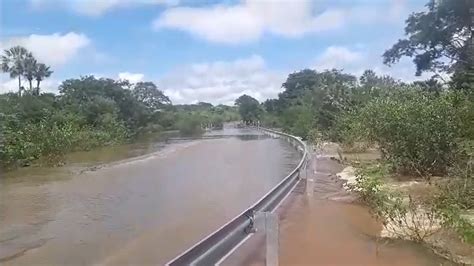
top-left (225, 155), bottom-right (453, 266)
top-left (0, 129), bottom-right (455, 266)
top-left (0, 127), bottom-right (300, 265)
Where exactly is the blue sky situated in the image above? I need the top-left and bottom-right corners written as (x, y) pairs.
top-left (1, 0), bottom-right (430, 104)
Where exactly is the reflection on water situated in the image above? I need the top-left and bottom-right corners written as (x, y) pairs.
top-left (0, 126), bottom-right (300, 265)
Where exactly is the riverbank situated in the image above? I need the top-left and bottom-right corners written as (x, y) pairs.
top-left (225, 144), bottom-right (452, 265)
top-left (339, 149), bottom-right (474, 265)
top-left (0, 128), bottom-right (176, 174)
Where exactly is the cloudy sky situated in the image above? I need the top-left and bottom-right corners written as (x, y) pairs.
top-left (1, 0), bottom-right (431, 104)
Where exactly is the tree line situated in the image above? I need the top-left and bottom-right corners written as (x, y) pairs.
top-left (0, 52), bottom-right (238, 168)
top-left (237, 0), bottom-right (473, 178)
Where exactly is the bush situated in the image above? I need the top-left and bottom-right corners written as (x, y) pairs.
top-left (260, 113), bottom-right (281, 128)
top-left (177, 114), bottom-right (204, 136)
top-left (436, 185), bottom-right (474, 244)
top-left (435, 156), bottom-right (474, 244)
top-left (437, 178), bottom-right (474, 210)
top-left (0, 111), bottom-right (128, 167)
top-left (351, 163), bottom-right (441, 242)
top-left (280, 105), bottom-right (313, 138)
top-left (347, 90), bottom-right (472, 176)
top-left (352, 163), bottom-right (390, 209)
top-left (439, 207), bottom-right (474, 244)
top-left (1, 117), bottom-right (77, 166)
top-left (352, 163), bottom-right (474, 244)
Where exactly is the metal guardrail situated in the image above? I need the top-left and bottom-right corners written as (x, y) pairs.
top-left (166, 127), bottom-right (308, 266)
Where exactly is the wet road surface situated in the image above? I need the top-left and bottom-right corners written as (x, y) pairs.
top-left (0, 128), bottom-right (300, 265)
top-left (224, 155), bottom-right (453, 266)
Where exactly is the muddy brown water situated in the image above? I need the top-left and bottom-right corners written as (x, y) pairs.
top-left (0, 127), bottom-right (300, 265)
top-left (224, 157), bottom-right (454, 266)
top-left (0, 129), bottom-right (453, 265)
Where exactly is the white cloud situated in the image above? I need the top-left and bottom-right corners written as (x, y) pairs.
top-left (314, 46), bottom-right (363, 70)
top-left (0, 77), bottom-right (19, 94)
top-left (153, 0), bottom-right (346, 44)
top-left (153, 0), bottom-right (409, 44)
top-left (347, 1), bottom-right (408, 25)
top-left (0, 32), bottom-right (91, 67)
top-left (313, 45), bottom-right (433, 81)
top-left (30, 0), bottom-right (178, 16)
top-left (118, 72), bottom-right (145, 83)
top-left (158, 55), bottom-right (285, 104)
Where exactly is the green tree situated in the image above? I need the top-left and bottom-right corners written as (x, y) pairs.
top-left (280, 105), bottom-right (313, 138)
top-left (263, 98), bottom-right (281, 113)
top-left (359, 69), bottom-right (398, 90)
top-left (346, 89), bottom-right (472, 176)
top-left (1, 46), bottom-right (32, 95)
top-left (277, 69), bottom-right (357, 137)
top-left (413, 78), bottom-right (444, 94)
top-left (197, 102), bottom-right (213, 109)
top-left (34, 63), bottom-right (53, 95)
top-left (235, 94), bottom-right (262, 124)
top-left (132, 81), bottom-right (171, 112)
top-left (354, 69), bottom-right (401, 106)
top-left (58, 76), bottom-right (149, 132)
top-left (383, 0), bottom-right (474, 88)
top-left (278, 69), bottom-right (323, 109)
top-left (23, 54), bottom-right (37, 92)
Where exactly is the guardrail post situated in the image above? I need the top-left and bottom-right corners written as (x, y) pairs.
top-left (265, 212), bottom-right (279, 266)
top-left (254, 212), bottom-right (279, 266)
top-left (305, 153), bottom-right (314, 196)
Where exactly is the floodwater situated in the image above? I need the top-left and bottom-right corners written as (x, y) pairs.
top-left (225, 156), bottom-right (454, 266)
top-left (1, 129), bottom-right (454, 266)
top-left (0, 127), bottom-right (301, 265)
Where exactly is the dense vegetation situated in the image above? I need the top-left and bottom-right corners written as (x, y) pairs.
top-left (0, 48), bottom-right (238, 168)
top-left (259, 0), bottom-right (473, 177)
top-left (174, 102), bottom-right (239, 135)
top-left (261, 68), bottom-right (472, 176)
top-left (257, 0), bottom-right (473, 245)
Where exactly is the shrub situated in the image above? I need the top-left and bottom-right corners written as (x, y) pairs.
top-left (347, 90), bottom-right (472, 177)
top-left (1, 117), bottom-right (77, 166)
top-left (0, 111), bottom-right (128, 167)
top-left (435, 156), bottom-right (474, 244)
top-left (435, 185), bottom-right (474, 245)
top-left (351, 163), bottom-right (441, 242)
top-left (177, 114), bottom-right (204, 136)
top-left (280, 105), bottom-right (313, 138)
top-left (437, 178), bottom-right (474, 210)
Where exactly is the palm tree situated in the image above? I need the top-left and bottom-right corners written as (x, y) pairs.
top-left (34, 63), bottom-right (53, 95)
top-left (1, 46), bottom-right (31, 95)
top-left (24, 54), bottom-right (38, 92)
